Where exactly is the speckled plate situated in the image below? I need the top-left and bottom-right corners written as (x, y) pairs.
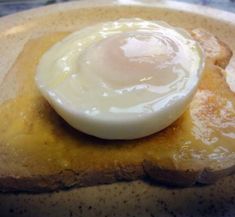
top-left (0, 0), bottom-right (235, 216)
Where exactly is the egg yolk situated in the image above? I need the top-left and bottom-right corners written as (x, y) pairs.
top-left (79, 32), bottom-right (180, 88)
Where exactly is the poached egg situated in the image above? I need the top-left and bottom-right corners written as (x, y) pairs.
top-left (35, 19), bottom-right (204, 139)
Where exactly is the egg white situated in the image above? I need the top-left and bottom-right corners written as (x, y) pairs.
top-left (36, 19), bottom-right (204, 139)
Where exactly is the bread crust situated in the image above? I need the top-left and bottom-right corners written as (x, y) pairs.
top-left (191, 28), bottom-right (233, 69)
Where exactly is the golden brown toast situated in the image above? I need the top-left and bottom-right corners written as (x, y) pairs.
top-left (0, 29), bottom-right (234, 192)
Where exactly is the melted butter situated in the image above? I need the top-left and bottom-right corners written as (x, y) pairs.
top-left (0, 32), bottom-right (234, 176)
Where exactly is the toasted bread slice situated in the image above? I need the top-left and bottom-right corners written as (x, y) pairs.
top-left (0, 29), bottom-right (234, 192)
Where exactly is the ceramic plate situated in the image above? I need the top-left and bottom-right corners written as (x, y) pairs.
top-left (0, 1), bottom-right (235, 216)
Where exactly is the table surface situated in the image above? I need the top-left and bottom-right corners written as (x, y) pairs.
top-left (0, 0), bottom-right (234, 17)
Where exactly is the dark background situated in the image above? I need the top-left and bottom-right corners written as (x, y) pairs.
top-left (0, 0), bottom-right (234, 17)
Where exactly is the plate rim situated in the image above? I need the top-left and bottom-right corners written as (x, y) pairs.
top-left (0, 0), bottom-right (235, 30)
